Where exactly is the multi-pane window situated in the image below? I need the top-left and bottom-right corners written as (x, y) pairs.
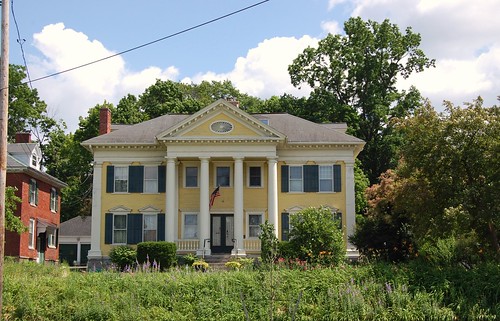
top-left (216, 166), bottom-right (230, 187)
top-left (28, 219), bottom-right (35, 249)
top-left (29, 179), bottom-right (38, 205)
top-left (185, 167), bottom-right (198, 187)
top-left (143, 214), bottom-right (157, 241)
top-left (47, 229), bottom-right (56, 248)
top-left (143, 167), bottom-right (158, 193)
top-left (50, 188), bottom-right (58, 212)
top-left (183, 214), bottom-right (198, 239)
top-left (319, 165), bottom-right (334, 192)
top-left (113, 215), bottom-right (127, 244)
top-left (114, 167), bottom-right (128, 192)
top-left (249, 166), bottom-right (262, 187)
top-left (248, 214), bottom-right (263, 238)
top-left (289, 166), bottom-right (303, 192)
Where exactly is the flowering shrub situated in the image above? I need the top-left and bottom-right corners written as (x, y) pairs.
top-left (192, 260), bottom-right (209, 272)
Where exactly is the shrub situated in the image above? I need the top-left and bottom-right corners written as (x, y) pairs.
top-left (192, 260), bottom-right (209, 272)
top-left (109, 246), bottom-right (136, 271)
top-left (259, 220), bottom-right (278, 264)
top-left (180, 253), bottom-right (197, 266)
top-left (277, 241), bottom-right (295, 259)
top-left (225, 261), bottom-right (241, 271)
top-left (136, 241), bottom-right (177, 270)
top-left (289, 206), bottom-right (345, 266)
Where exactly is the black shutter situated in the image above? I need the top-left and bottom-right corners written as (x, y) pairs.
top-left (158, 166), bottom-right (166, 193)
top-left (34, 181), bottom-right (39, 205)
top-left (157, 214), bottom-right (165, 241)
top-left (333, 164), bottom-right (342, 192)
top-left (129, 166), bottom-right (144, 193)
top-left (127, 214), bottom-right (143, 244)
top-left (281, 212), bottom-right (289, 241)
top-left (55, 229), bottom-right (59, 248)
top-left (281, 165), bottom-right (289, 192)
top-left (303, 165), bottom-right (319, 192)
top-left (104, 213), bottom-right (113, 244)
top-left (106, 166), bottom-right (114, 193)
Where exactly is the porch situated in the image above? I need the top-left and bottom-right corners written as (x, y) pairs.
top-left (175, 239), bottom-right (261, 256)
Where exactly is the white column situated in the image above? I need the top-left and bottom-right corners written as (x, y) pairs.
top-left (87, 162), bottom-right (102, 259)
top-left (198, 157), bottom-right (211, 256)
top-left (232, 157), bottom-right (245, 256)
top-left (166, 157), bottom-right (177, 242)
top-left (174, 161), bottom-right (179, 240)
top-left (267, 157), bottom-right (279, 237)
top-left (76, 239), bottom-right (82, 265)
top-left (345, 161), bottom-right (356, 250)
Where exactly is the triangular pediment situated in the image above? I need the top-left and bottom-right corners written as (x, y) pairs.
top-left (108, 205), bottom-right (132, 213)
top-left (284, 205), bottom-right (304, 213)
top-left (156, 99), bottom-right (285, 143)
top-left (138, 205), bottom-right (162, 213)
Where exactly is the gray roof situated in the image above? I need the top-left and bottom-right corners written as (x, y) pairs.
top-left (82, 112), bottom-right (363, 146)
top-left (60, 216), bottom-right (91, 236)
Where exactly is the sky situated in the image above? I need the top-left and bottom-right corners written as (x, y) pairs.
top-left (6, 0), bottom-right (500, 132)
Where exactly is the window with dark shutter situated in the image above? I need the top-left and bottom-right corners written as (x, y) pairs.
top-left (127, 214), bottom-right (143, 244)
top-left (281, 165), bottom-right (289, 192)
top-left (158, 166), bottom-right (166, 193)
top-left (104, 213), bottom-right (113, 244)
top-left (333, 164), bottom-right (342, 192)
top-left (281, 212), bottom-right (289, 241)
top-left (106, 166), bottom-right (114, 193)
top-left (303, 165), bottom-right (319, 192)
top-left (128, 166), bottom-right (144, 193)
top-left (157, 214), bottom-right (165, 241)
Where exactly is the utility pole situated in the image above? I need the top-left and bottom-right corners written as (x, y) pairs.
top-left (0, 0), bottom-right (9, 315)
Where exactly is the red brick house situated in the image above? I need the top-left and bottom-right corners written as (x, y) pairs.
top-left (5, 133), bottom-right (67, 263)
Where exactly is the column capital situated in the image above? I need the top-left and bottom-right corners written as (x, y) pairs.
top-left (233, 156), bottom-right (244, 162)
top-left (165, 156), bottom-right (177, 162)
top-left (91, 161), bottom-right (103, 168)
top-left (266, 156), bottom-right (278, 163)
top-left (199, 156), bottom-right (210, 162)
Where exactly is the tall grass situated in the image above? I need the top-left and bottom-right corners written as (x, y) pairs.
top-left (2, 259), bottom-right (498, 320)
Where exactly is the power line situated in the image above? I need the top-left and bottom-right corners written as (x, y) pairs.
top-left (10, 0), bottom-right (33, 89)
top-left (25, 0), bottom-right (270, 85)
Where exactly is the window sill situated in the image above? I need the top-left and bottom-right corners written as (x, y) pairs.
top-left (48, 245), bottom-right (56, 249)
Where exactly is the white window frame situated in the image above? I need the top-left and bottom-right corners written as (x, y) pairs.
top-left (28, 218), bottom-right (35, 249)
top-left (50, 188), bottom-right (58, 212)
top-left (143, 166), bottom-right (159, 194)
top-left (184, 165), bottom-right (199, 188)
top-left (31, 153), bottom-right (38, 167)
top-left (143, 214), bottom-right (158, 242)
top-left (247, 165), bottom-right (263, 188)
top-left (246, 212), bottom-right (263, 239)
top-left (319, 165), bottom-right (334, 192)
top-left (47, 229), bottom-right (57, 248)
top-left (214, 162), bottom-right (232, 188)
top-left (289, 165), bottom-right (303, 192)
top-left (182, 213), bottom-right (198, 239)
top-left (29, 179), bottom-right (37, 205)
top-left (113, 214), bottom-right (127, 244)
top-left (114, 166), bottom-right (128, 193)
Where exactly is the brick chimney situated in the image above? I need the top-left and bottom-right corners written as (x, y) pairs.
top-left (227, 99), bottom-right (240, 108)
top-left (15, 132), bottom-right (31, 143)
top-left (99, 107), bottom-right (111, 135)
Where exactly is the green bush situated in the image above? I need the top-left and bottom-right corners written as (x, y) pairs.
top-left (136, 241), bottom-right (177, 270)
top-left (289, 206), bottom-right (345, 266)
top-left (259, 220), bottom-right (278, 264)
top-left (109, 246), bottom-right (136, 271)
top-left (277, 241), bottom-right (295, 259)
top-left (179, 253), bottom-right (197, 266)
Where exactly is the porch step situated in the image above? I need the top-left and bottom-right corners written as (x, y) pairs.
top-left (202, 254), bottom-right (232, 270)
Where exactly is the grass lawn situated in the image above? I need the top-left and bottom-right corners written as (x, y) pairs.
top-left (2, 259), bottom-right (499, 321)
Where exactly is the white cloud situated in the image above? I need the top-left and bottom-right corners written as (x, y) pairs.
top-left (347, 0), bottom-right (500, 107)
top-left (321, 20), bottom-right (342, 35)
top-left (30, 23), bottom-right (178, 132)
top-left (188, 36), bottom-right (318, 99)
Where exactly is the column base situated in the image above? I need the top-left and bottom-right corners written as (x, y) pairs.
top-left (231, 248), bottom-right (246, 257)
top-left (196, 249), bottom-right (211, 257)
top-left (86, 256), bottom-right (111, 271)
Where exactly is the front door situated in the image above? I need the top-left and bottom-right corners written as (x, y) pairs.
top-left (37, 233), bottom-right (46, 263)
top-left (211, 215), bottom-right (234, 253)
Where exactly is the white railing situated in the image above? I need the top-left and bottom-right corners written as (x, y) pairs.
top-left (175, 239), bottom-right (199, 252)
top-left (243, 239), bottom-right (261, 252)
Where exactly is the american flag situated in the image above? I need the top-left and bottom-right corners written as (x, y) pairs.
top-left (209, 186), bottom-right (220, 209)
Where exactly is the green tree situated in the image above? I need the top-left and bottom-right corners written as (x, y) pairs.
top-left (288, 17), bottom-right (434, 183)
top-left (288, 207), bottom-right (345, 265)
top-left (5, 187), bottom-right (26, 234)
top-left (8, 64), bottom-right (63, 144)
top-left (397, 98), bottom-right (500, 259)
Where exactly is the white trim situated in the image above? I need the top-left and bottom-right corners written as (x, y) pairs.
top-left (246, 212), bottom-right (264, 239)
top-left (143, 165), bottom-right (159, 194)
top-left (183, 162), bottom-right (199, 188)
top-left (28, 218), bottom-right (35, 249)
top-left (143, 213), bottom-right (158, 242)
top-left (247, 164), bottom-right (263, 188)
top-left (112, 214), bottom-right (127, 245)
top-left (181, 212), bottom-right (198, 239)
top-left (213, 161), bottom-right (233, 188)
